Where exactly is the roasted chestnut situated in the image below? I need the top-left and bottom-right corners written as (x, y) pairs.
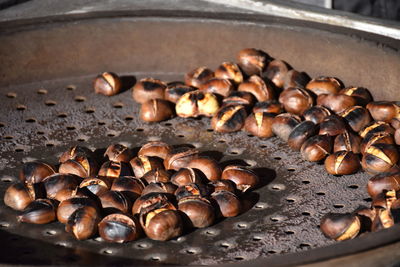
top-left (175, 183), bottom-right (211, 201)
top-left (367, 171), bottom-right (400, 198)
top-left (57, 197), bottom-right (99, 224)
top-left (320, 213), bottom-right (360, 241)
top-left (283, 69), bottom-right (310, 90)
top-left (303, 105), bottom-right (331, 124)
top-left (98, 190), bottom-right (131, 213)
top-left (244, 112), bottom-right (275, 138)
top-left (187, 156), bottom-right (221, 182)
top-left (44, 173), bottom-right (83, 202)
top-left (306, 76), bottom-right (341, 95)
top-left (19, 161), bottom-right (56, 184)
top-left (199, 78), bottom-right (234, 97)
top-left (141, 169), bottom-right (171, 184)
top-left (333, 131), bottom-right (361, 154)
top-left (211, 105), bottom-right (247, 133)
top-left (59, 146), bottom-right (95, 163)
top-left (300, 134), bottom-right (332, 162)
top-left (360, 132), bottom-right (395, 155)
top-left (211, 190), bottom-right (242, 217)
top-left (79, 176), bottom-right (112, 196)
top-left (237, 48), bottom-right (270, 76)
top-left (98, 213), bottom-right (142, 243)
top-left (175, 90), bottom-right (219, 118)
top-left (140, 208), bottom-right (183, 241)
top-left (371, 207), bottom-right (395, 232)
top-left (339, 87), bottom-right (373, 106)
top-left (287, 120), bottom-right (317, 151)
top-left (214, 62), bottom-right (243, 84)
top-left (104, 144), bottom-right (132, 163)
top-left (263, 59), bottom-right (291, 88)
top-left (132, 78), bottom-right (166, 104)
top-left (221, 165), bottom-right (259, 192)
top-left (164, 147), bottom-right (199, 171)
top-left (319, 115), bottom-right (347, 136)
top-left (209, 180), bottom-right (237, 193)
top-left (4, 182), bottom-right (44, 211)
top-left (222, 91), bottom-right (256, 109)
top-left (317, 93), bottom-right (356, 114)
top-left (141, 182), bottom-right (177, 195)
top-left (98, 161), bottom-right (126, 179)
top-left (138, 141), bottom-right (172, 160)
top-left (164, 83), bottom-right (196, 103)
top-left (252, 100), bottom-right (283, 114)
top-left (17, 199), bottom-right (57, 224)
top-left (178, 197), bottom-right (215, 228)
top-left (140, 99), bottom-right (174, 122)
top-left (59, 156), bottom-right (98, 178)
top-left (271, 113), bottom-right (301, 141)
top-left (361, 144), bottom-right (399, 174)
top-left (132, 192), bottom-right (173, 215)
top-left (170, 167), bottom-right (202, 186)
top-left (395, 128), bottom-right (400, 145)
top-left (66, 206), bottom-right (100, 240)
top-left (129, 155), bottom-right (163, 178)
top-left (340, 106), bottom-right (372, 132)
top-left (279, 87), bottom-right (313, 115)
top-left (325, 151), bottom-right (360, 175)
top-left (367, 101), bottom-right (399, 122)
top-left (185, 67), bottom-right (214, 88)
top-left (93, 72), bottom-right (122, 96)
top-left (111, 176), bottom-right (145, 196)
top-left (238, 75), bottom-right (274, 102)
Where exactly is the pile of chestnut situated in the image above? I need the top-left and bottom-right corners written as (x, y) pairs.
top-left (94, 48), bottom-right (400, 242)
top-left (3, 142), bottom-right (260, 242)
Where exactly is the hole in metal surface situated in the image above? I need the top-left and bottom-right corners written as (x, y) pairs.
top-left (98, 121), bottom-right (106, 126)
top-left (37, 89), bottom-right (48, 94)
top-left (164, 122), bottom-right (172, 126)
top-left (206, 128), bottom-right (213, 132)
top-left (37, 131), bottom-right (45, 135)
top-left (136, 128), bottom-right (144, 132)
top-left (252, 236), bottom-right (262, 241)
top-left (16, 104), bottom-right (26, 111)
top-left (6, 92), bottom-right (17, 98)
top-left (268, 250), bottom-right (277, 254)
top-left (102, 249), bottom-right (113, 255)
top-left (348, 184), bottom-right (359, 189)
top-left (285, 230), bottom-right (295, 235)
top-left (3, 136), bottom-right (13, 140)
top-left (302, 180), bottom-right (310, 184)
top-left (234, 256), bottom-right (244, 261)
top-left (85, 108), bottom-right (95, 114)
top-left (66, 126), bottom-right (76, 131)
top-left (273, 156), bottom-right (282, 160)
top-left (66, 85), bottom-right (76, 91)
top-left (135, 242), bottom-right (150, 249)
top-left (45, 100), bottom-right (56, 106)
top-left (151, 256), bottom-right (160, 262)
top-left (217, 139), bottom-right (226, 144)
top-left (254, 202), bottom-right (267, 210)
top-left (45, 230), bottom-right (57, 236)
top-left (316, 192), bottom-right (326, 196)
top-left (77, 138), bottom-right (86, 142)
top-left (270, 184), bottom-right (285, 191)
top-left (45, 143), bottom-right (54, 147)
top-left (299, 243), bottom-right (311, 249)
top-left (333, 204), bottom-right (345, 209)
top-left (15, 148), bottom-right (24, 152)
top-left (57, 113), bottom-right (67, 118)
top-left (247, 134), bottom-right (254, 137)
top-left (364, 197), bottom-right (372, 203)
top-left (270, 217), bottom-right (281, 222)
top-left (302, 211), bottom-right (311, 216)
top-left (287, 168), bottom-right (296, 172)
top-left (178, 134), bottom-right (185, 138)
top-left (125, 116), bottom-right (133, 121)
top-left (113, 102), bottom-right (124, 108)
top-left (236, 223), bottom-right (248, 229)
top-left (286, 198), bottom-right (295, 203)
top-left (219, 242), bottom-right (231, 249)
top-left (74, 96), bottom-right (86, 102)
top-left (25, 118), bottom-right (36, 123)
top-left (1, 177), bottom-right (13, 183)
top-left (260, 144), bottom-right (268, 148)
top-left (0, 222), bottom-right (10, 228)
top-left (0, 122), bottom-right (4, 127)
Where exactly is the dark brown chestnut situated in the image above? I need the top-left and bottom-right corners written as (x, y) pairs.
top-left (333, 131), bottom-right (362, 154)
top-left (221, 165), bottom-right (259, 192)
top-left (211, 190), bottom-right (242, 217)
top-left (199, 78), bottom-right (234, 97)
top-left (300, 134), bottom-right (332, 162)
top-left (209, 180), bottom-right (237, 193)
top-left (59, 156), bottom-right (98, 178)
top-left (319, 115), bottom-right (347, 137)
top-left (98, 190), bottom-right (131, 213)
top-left (66, 206), bottom-right (100, 240)
top-left (222, 91), bottom-right (256, 109)
top-left (129, 155), bottom-right (163, 178)
top-left (19, 161), bottom-right (56, 184)
top-left (367, 171), bottom-right (400, 198)
top-left (175, 183), bottom-right (211, 201)
top-left (320, 213), bottom-right (360, 241)
top-left (252, 100), bottom-right (283, 114)
top-left (170, 168), bottom-right (203, 186)
top-left (283, 69), bottom-right (310, 90)
top-left (93, 72), bottom-right (122, 96)
top-left (371, 207), bottom-right (394, 232)
top-left (44, 173), bottom-right (83, 202)
top-left (244, 112), bottom-right (275, 138)
top-left (339, 87), bottom-right (373, 106)
top-left (57, 197), bottom-right (99, 224)
top-left (185, 67), bottom-right (214, 88)
top-left (164, 147), bottom-right (199, 171)
top-left (360, 132), bottom-right (395, 155)
top-left (237, 48), bottom-right (270, 76)
top-left (132, 192), bottom-right (173, 215)
top-left (17, 199), bottom-right (57, 224)
top-left (175, 90), bottom-right (219, 118)
top-left (140, 99), bottom-right (174, 122)
top-left (187, 157), bottom-right (222, 182)
top-left (59, 146), bottom-right (95, 163)
top-left (367, 101), bottom-right (399, 122)
top-left (214, 62), bottom-right (244, 84)
top-left (340, 106), bottom-right (372, 133)
top-left (361, 144), bottom-right (399, 174)
top-left (111, 176), bottom-right (145, 196)
top-left (132, 77), bottom-right (166, 104)
top-left (325, 151), bottom-right (360, 175)
top-left (287, 120), bottom-right (317, 151)
top-left (211, 105), bottom-right (247, 133)
top-left (79, 176), bottom-right (112, 196)
top-left (98, 213), bottom-right (142, 243)
top-left (317, 93), bottom-right (356, 114)
top-left (306, 76), bottom-right (341, 95)
top-left (178, 197), bottom-right (215, 228)
top-left (271, 113), bottom-right (301, 141)
top-left (141, 182), bottom-right (177, 195)
top-left (279, 87), bottom-right (314, 115)
top-left (359, 121), bottom-right (395, 139)
top-left (263, 59), bottom-right (291, 88)
top-left (104, 144), bottom-right (132, 163)
top-left (141, 169), bottom-right (171, 184)
top-left (140, 208), bottom-right (183, 241)
top-left (138, 141), bottom-right (172, 160)
top-left (4, 183), bottom-right (44, 211)
top-left (164, 83), bottom-right (196, 103)
top-left (98, 160), bottom-right (132, 179)
top-left (238, 75), bottom-right (274, 102)
top-left (303, 105), bottom-right (331, 124)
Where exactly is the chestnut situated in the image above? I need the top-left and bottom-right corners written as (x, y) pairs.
top-left (371, 207), bottom-right (394, 232)
top-left (132, 77), bottom-right (166, 104)
top-left (98, 161), bottom-right (124, 179)
top-left (340, 106), bottom-right (371, 132)
top-left (17, 199), bottom-right (57, 224)
top-left (279, 87), bottom-right (313, 115)
top-left (141, 169), bottom-right (171, 184)
top-left (237, 48), bottom-right (270, 76)
top-left (164, 147), bottom-right (199, 171)
top-left (339, 87), bottom-right (373, 106)
top-left (211, 105), bottom-right (247, 133)
top-left (199, 78), bottom-right (234, 97)
top-left (287, 120), bottom-right (317, 151)
top-left (271, 113), bottom-right (301, 141)
top-left (221, 165), bottom-right (259, 192)
top-left (306, 76), bottom-right (341, 95)
top-left (98, 213), bottom-right (142, 243)
top-left (244, 112), bottom-right (275, 138)
top-left (359, 121), bottom-right (395, 139)
top-left (303, 105), bottom-right (331, 124)
top-left (283, 69), bottom-right (310, 90)
top-left (98, 190), bottom-right (131, 213)
top-left (252, 100), bottom-right (283, 114)
top-left (19, 161), bottom-right (56, 184)
top-left (57, 197), bottom-right (99, 224)
top-left (211, 190), bottom-right (242, 217)
top-left (317, 93), bottom-right (356, 114)
top-left (44, 173), bottom-right (83, 202)
top-left (395, 128), bottom-right (400, 145)
top-left (187, 157), bottom-right (222, 182)
top-left (367, 101), bottom-right (399, 122)
top-left (141, 182), bottom-right (177, 195)
top-left (59, 146), bottom-right (95, 163)
top-left (129, 155), bottom-right (163, 178)
top-left (209, 180), bottom-right (237, 193)
top-left (140, 208), bottom-right (183, 241)
top-left (319, 115), bottom-right (347, 136)
top-left (360, 132), bottom-right (395, 155)
top-left (325, 151), bottom-right (360, 175)
top-left (361, 144), bottom-right (399, 174)
top-left (184, 67), bottom-right (214, 88)
top-left (263, 59), bottom-right (291, 88)
top-left (104, 144), bottom-right (132, 163)
top-left (333, 131), bottom-right (361, 154)
top-left (175, 90), bottom-right (219, 118)
top-left (214, 62), bottom-right (243, 84)
top-left (178, 197), bottom-right (215, 228)
top-left (170, 167), bottom-right (203, 186)
top-left (59, 156), bottom-right (98, 178)
top-left (223, 91), bottom-right (256, 109)
top-left (93, 72), bottom-right (121, 96)
top-left (138, 141), bottom-right (172, 160)
top-left (238, 75), bottom-right (274, 102)
top-left (320, 213), bottom-right (360, 241)
top-left (140, 99), bottom-right (174, 122)
top-left (175, 183), bottom-right (211, 201)
top-left (79, 176), bottom-right (112, 196)
top-left (4, 182), bottom-right (44, 211)
top-left (164, 83), bottom-right (196, 103)
top-left (66, 206), bottom-right (100, 240)
top-left (367, 171), bottom-right (400, 198)
top-left (132, 192), bottom-right (173, 215)
top-left (300, 134), bottom-right (332, 162)
top-left (111, 176), bottom-right (145, 196)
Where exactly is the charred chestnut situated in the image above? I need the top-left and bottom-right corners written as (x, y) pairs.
top-left (57, 197), bottom-right (99, 224)
top-left (367, 171), bottom-right (400, 198)
top-left (263, 59), bottom-right (291, 88)
top-left (138, 141), bottom-right (172, 160)
top-left (140, 208), bottom-right (183, 241)
top-left (319, 115), bottom-right (347, 137)
top-left (59, 156), bottom-right (98, 178)
top-left (237, 48), bottom-right (270, 76)
top-left (367, 101), bottom-right (399, 122)
top-left (279, 87), bottom-right (313, 115)
top-left (211, 105), bottom-right (247, 133)
top-left (44, 173), bottom-right (83, 202)
top-left (306, 76), bottom-right (341, 95)
top-left (360, 132), bottom-right (395, 155)
top-left (339, 87), bottom-right (373, 106)
top-left (93, 72), bottom-right (122, 96)
top-left (164, 83), bottom-right (196, 103)
top-left (238, 75), bottom-right (274, 102)
top-left (79, 176), bottom-right (112, 196)
top-left (283, 69), bottom-right (310, 90)
top-left (141, 182), bottom-right (177, 195)
top-left (59, 146), bottom-right (95, 163)
top-left (141, 169), bottom-right (171, 184)
top-left (4, 182), bottom-right (44, 211)
top-left (17, 199), bottom-right (57, 224)
top-left (178, 197), bottom-right (215, 228)
top-left (300, 135), bottom-right (332, 162)
top-left (175, 183), bottom-right (211, 201)
top-left (175, 90), bottom-right (219, 118)
top-left (104, 144), bottom-right (132, 163)
top-left (317, 93), bottom-right (356, 114)
top-left (252, 100), bottom-right (283, 114)
top-left (98, 161), bottom-right (132, 179)
top-left (164, 147), bottom-right (199, 171)
top-left (199, 78), bottom-right (234, 97)
top-left (111, 176), bottom-right (145, 196)
top-left (287, 120), bottom-right (317, 151)
top-left (211, 190), bottom-right (242, 217)
top-left (140, 99), bottom-right (174, 122)
top-left (132, 78), bottom-right (166, 104)
top-left (66, 206), bottom-right (100, 240)
top-left (359, 121), bottom-right (395, 139)
top-left (340, 106), bottom-right (371, 132)
top-left (98, 190), bottom-right (131, 213)
top-left (361, 144), bottom-right (399, 174)
top-left (187, 157), bottom-right (222, 182)
top-left (129, 155), bottom-right (163, 178)
top-left (325, 151), bottom-right (360, 175)
top-left (170, 167), bottom-right (202, 186)
top-left (320, 213), bottom-right (360, 241)
top-left (303, 105), bottom-right (331, 124)
top-left (185, 67), bottom-right (214, 88)
top-left (244, 112), bottom-right (275, 138)
top-left (221, 165), bottom-right (259, 192)
top-left (223, 91), bottom-right (256, 109)
top-left (98, 213), bottom-right (142, 243)
top-left (214, 62), bottom-right (243, 84)
top-left (209, 180), bottom-right (237, 193)
top-left (333, 131), bottom-right (361, 154)
top-left (271, 113), bottom-right (301, 141)
top-left (132, 192), bottom-right (173, 215)
top-left (19, 161), bottom-right (56, 184)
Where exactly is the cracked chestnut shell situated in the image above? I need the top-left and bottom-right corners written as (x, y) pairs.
top-left (263, 59), bottom-right (291, 88)
top-left (178, 197), bottom-right (215, 228)
top-left (57, 196), bottom-right (99, 224)
top-left (339, 105), bottom-right (372, 132)
top-left (237, 48), bottom-right (270, 76)
top-left (361, 144), bottom-right (399, 174)
top-left (141, 182), bottom-right (177, 195)
top-left (164, 147), bottom-right (199, 171)
top-left (211, 190), bottom-right (242, 218)
top-left (283, 69), bottom-right (310, 90)
top-left (17, 199), bottom-right (57, 224)
top-left (170, 167), bottom-right (203, 186)
top-left (238, 75), bottom-right (274, 102)
top-left (209, 180), bottom-right (237, 193)
top-left (244, 112), bottom-right (275, 138)
top-left (132, 78), bottom-right (166, 104)
top-left (79, 176), bottom-right (112, 196)
top-left (271, 113), bottom-right (301, 142)
top-left (317, 93), bottom-right (356, 114)
top-left (4, 182), bottom-right (45, 211)
top-left (320, 213), bottom-right (361, 241)
top-left (98, 160), bottom-right (133, 179)
top-left (287, 120), bottom-right (318, 151)
top-left (223, 91), bottom-right (256, 109)
top-left (59, 146), bottom-right (95, 164)
top-left (175, 90), bottom-right (219, 118)
top-left (98, 213), bottom-right (142, 243)
top-left (279, 87), bottom-right (314, 115)
top-left (164, 83), bottom-right (196, 103)
top-left (252, 100), bottom-right (283, 114)
top-left (333, 131), bottom-right (361, 154)
top-left (319, 115), bottom-right (347, 137)
top-left (367, 171), bottom-right (400, 198)
top-left (325, 151), bottom-right (360, 175)
top-left (19, 161), bottom-right (56, 184)
top-left (129, 155), bottom-right (163, 178)
top-left (44, 173), bottom-right (83, 202)
top-left (141, 169), bottom-right (171, 184)
top-left (140, 208), bottom-right (183, 241)
top-left (187, 157), bottom-right (221, 182)
top-left (300, 134), bottom-right (332, 162)
top-left (184, 67), bottom-right (214, 88)
top-left (59, 155), bottom-right (98, 178)
top-left (66, 206), bottom-right (100, 240)
top-left (306, 76), bottom-right (341, 95)
top-left (214, 62), bottom-right (243, 84)
top-left (303, 105), bottom-right (331, 124)
top-left (175, 183), bottom-right (211, 201)
top-left (98, 190), bottom-right (131, 214)
top-left (367, 101), bottom-right (399, 122)
top-left (221, 165), bottom-right (259, 192)
top-left (93, 72), bottom-right (121, 96)
top-left (132, 192), bottom-right (174, 215)
top-left (140, 99), bottom-right (174, 122)
top-left (111, 176), bottom-right (145, 197)
top-left (339, 87), bottom-right (373, 106)
top-left (211, 105), bottom-right (247, 133)
top-left (104, 144), bottom-right (132, 163)
top-left (138, 141), bottom-right (172, 160)
top-left (359, 121), bottom-right (395, 139)
top-left (360, 132), bottom-right (395, 155)
top-left (199, 78), bottom-right (234, 97)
